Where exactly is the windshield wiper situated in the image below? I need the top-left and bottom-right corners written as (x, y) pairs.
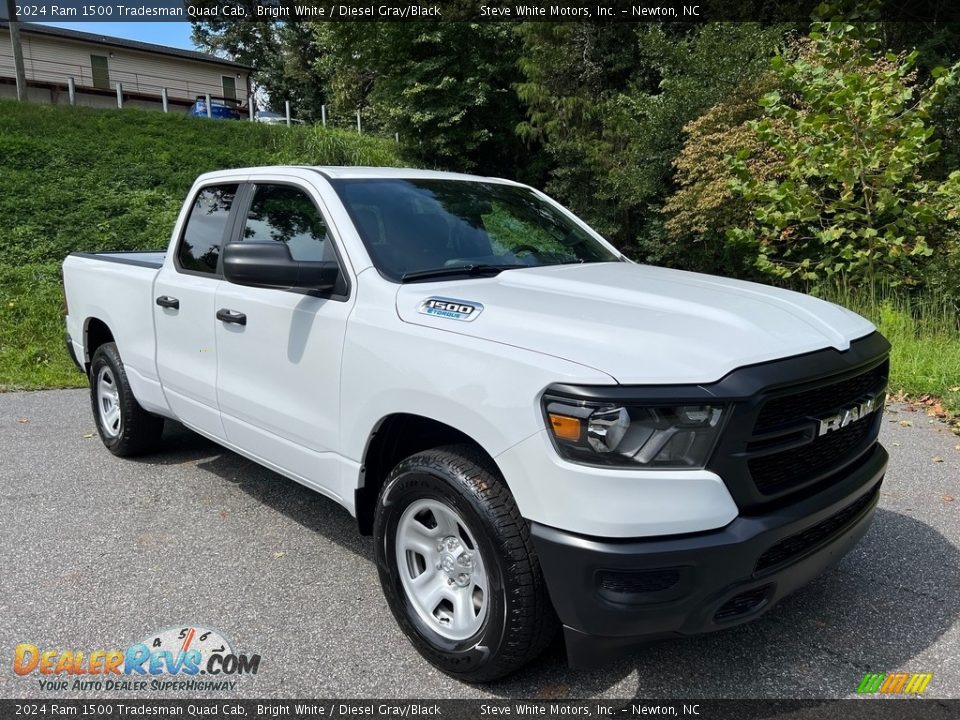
top-left (401, 264), bottom-right (528, 283)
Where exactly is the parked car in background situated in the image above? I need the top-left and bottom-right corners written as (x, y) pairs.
top-left (188, 96), bottom-right (243, 120)
top-left (255, 110), bottom-right (304, 125)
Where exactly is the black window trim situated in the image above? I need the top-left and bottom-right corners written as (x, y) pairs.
top-left (173, 180), bottom-right (246, 280)
top-left (228, 180), bottom-right (352, 302)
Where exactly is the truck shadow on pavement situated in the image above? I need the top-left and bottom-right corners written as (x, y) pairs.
top-left (148, 423), bottom-right (376, 557)
top-left (141, 423), bottom-right (960, 699)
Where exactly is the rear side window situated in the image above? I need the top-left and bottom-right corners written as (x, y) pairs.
top-left (177, 184), bottom-right (238, 274)
top-left (242, 184), bottom-right (334, 262)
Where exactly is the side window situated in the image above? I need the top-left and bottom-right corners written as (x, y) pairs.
top-left (177, 184), bottom-right (238, 274)
top-left (242, 184), bottom-right (333, 263)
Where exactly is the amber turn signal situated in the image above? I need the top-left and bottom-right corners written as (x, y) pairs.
top-left (548, 413), bottom-right (582, 441)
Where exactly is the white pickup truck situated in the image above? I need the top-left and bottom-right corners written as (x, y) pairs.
top-left (63, 166), bottom-right (890, 681)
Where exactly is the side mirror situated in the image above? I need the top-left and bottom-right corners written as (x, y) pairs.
top-left (222, 242), bottom-right (338, 292)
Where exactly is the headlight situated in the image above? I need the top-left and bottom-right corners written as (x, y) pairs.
top-left (543, 394), bottom-right (727, 469)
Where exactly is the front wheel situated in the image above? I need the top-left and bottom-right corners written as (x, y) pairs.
top-left (89, 342), bottom-right (164, 457)
top-left (374, 445), bottom-right (557, 682)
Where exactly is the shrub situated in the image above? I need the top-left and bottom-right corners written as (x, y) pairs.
top-left (660, 73), bottom-right (787, 277)
top-left (727, 23), bottom-right (960, 287)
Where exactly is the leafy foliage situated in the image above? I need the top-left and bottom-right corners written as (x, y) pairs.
top-left (727, 23), bottom-right (960, 286)
top-left (661, 73), bottom-right (788, 276)
top-left (516, 23), bottom-right (788, 254)
top-left (188, 17), bottom-right (960, 290)
top-left (191, 20), bottom-right (327, 120)
top-left (313, 23), bottom-right (526, 174)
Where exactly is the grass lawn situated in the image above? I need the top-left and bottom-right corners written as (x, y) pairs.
top-left (816, 287), bottom-right (960, 419)
top-left (0, 264), bottom-right (86, 390)
top-left (0, 98), bottom-right (402, 391)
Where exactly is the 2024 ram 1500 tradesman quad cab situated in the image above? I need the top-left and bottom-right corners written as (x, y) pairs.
top-left (62, 167), bottom-right (890, 681)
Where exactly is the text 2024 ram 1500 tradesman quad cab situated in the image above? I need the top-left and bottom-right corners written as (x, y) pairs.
top-left (62, 167), bottom-right (890, 681)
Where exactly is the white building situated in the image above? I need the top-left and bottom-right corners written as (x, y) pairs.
top-left (0, 22), bottom-right (252, 111)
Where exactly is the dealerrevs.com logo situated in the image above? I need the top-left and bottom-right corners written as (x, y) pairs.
top-left (13, 625), bottom-right (261, 692)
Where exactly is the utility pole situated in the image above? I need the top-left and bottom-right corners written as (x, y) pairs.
top-left (5, 0), bottom-right (28, 101)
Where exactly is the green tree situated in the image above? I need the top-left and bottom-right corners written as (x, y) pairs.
top-left (516, 23), bottom-right (787, 254)
top-left (661, 72), bottom-right (787, 276)
top-left (727, 22), bottom-right (960, 286)
top-left (314, 23), bottom-right (525, 174)
top-left (191, 18), bottom-right (327, 120)
top-left (879, 21), bottom-right (960, 174)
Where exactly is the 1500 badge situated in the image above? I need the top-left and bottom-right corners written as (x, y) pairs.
top-left (418, 297), bottom-right (483, 322)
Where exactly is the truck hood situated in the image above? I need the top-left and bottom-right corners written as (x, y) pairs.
top-left (394, 262), bottom-right (876, 384)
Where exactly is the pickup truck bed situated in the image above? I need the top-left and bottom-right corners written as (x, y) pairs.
top-left (63, 251), bottom-right (169, 417)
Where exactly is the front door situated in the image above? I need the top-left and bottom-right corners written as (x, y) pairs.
top-left (215, 180), bottom-right (354, 502)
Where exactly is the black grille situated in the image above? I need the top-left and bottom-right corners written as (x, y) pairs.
top-left (745, 360), bottom-right (888, 497)
top-left (749, 418), bottom-right (874, 495)
top-left (755, 360), bottom-right (888, 433)
top-left (755, 486), bottom-right (878, 574)
top-left (597, 568), bottom-right (680, 595)
top-left (714, 585), bottom-right (772, 622)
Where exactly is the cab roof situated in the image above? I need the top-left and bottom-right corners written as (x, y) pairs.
top-left (195, 166), bottom-right (520, 185)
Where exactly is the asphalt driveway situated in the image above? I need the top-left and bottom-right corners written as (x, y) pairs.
top-left (1, 390), bottom-right (958, 699)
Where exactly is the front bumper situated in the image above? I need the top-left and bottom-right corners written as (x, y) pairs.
top-left (531, 443), bottom-right (887, 668)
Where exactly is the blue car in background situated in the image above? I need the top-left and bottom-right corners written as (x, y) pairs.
top-left (187, 96), bottom-right (243, 120)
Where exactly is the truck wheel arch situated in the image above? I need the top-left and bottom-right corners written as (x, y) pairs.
top-left (354, 413), bottom-right (504, 535)
top-left (83, 317), bottom-right (114, 372)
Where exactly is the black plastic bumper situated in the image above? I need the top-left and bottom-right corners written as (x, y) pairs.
top-left (531, 443), bottom-right (887, 668)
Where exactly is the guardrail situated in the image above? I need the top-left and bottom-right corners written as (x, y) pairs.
top-left (5, 53), bottom-right (248, 106)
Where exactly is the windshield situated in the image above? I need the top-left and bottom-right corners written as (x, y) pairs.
top-left (330, 179), bottom-right (619, 281)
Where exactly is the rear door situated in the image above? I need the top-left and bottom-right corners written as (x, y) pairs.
top-left (214, 178), bottom-right (354, 502)
top-left (154, 182), bottom-right (242, 440)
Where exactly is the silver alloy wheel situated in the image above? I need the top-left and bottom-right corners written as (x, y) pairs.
top-left (395, 498), bottom-right (489, 641)
top-left (96, 365), bottom-right (122, 438)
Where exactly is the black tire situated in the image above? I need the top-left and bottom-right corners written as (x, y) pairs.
top-left (89, 342), bottom-right (164, 457)
top-left (374, 444), bottom-right (557, 682)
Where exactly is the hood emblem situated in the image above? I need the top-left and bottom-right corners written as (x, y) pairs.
top-left (418, 297), bottom-right (483, 322)
top-left (817, 392), bottom-right (885, 437)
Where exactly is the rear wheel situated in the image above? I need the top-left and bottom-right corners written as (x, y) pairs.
top-left (89, 343), bottom-right (164, 456)
top-left (374, 445), bottom-right (557, 682)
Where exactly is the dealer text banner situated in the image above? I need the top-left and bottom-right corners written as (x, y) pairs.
top-left (4, 0), bottom-right (958, 22)
top-left (3, 700), bottom-right (960, 720)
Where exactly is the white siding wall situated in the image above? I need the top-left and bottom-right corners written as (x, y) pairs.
top-left (0, 29), bottom-right (248, 103)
